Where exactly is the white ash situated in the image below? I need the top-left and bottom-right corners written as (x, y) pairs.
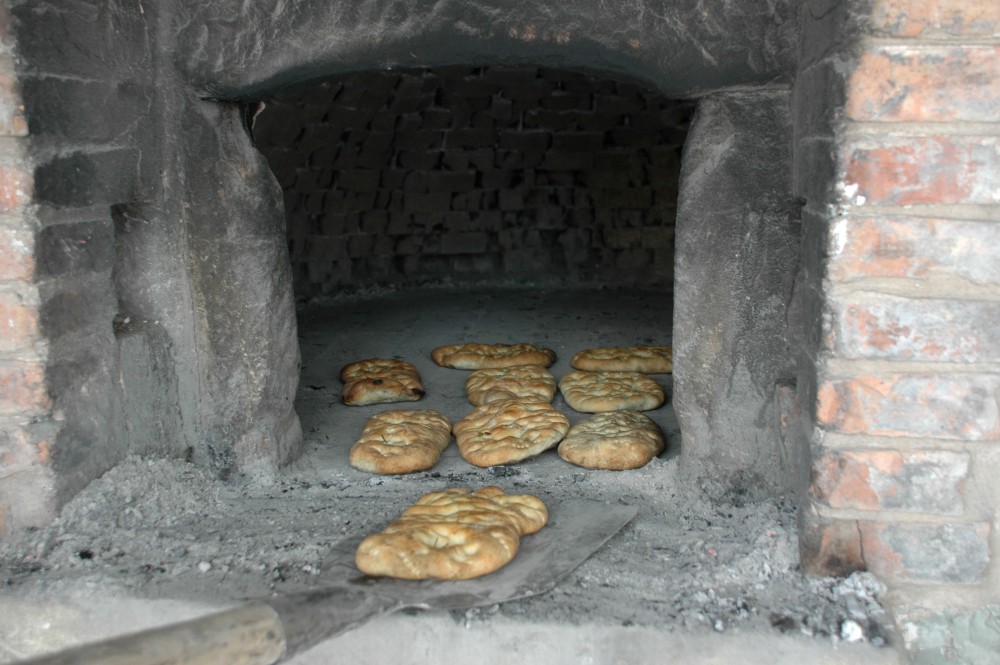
top-left (0, 454), bottom-right (888, 647)
top-left (1, 288), bottom-right (891, 650)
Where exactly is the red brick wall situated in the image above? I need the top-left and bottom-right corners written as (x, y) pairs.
top-left (0, 1), bottom-right (56, 536)
top-left (797, 0), bottom-right (1000, 635)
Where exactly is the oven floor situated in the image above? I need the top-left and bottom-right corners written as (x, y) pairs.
top-left (0, 287), bottom-right (900, 664)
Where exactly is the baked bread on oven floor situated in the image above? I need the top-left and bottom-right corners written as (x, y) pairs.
top-left (571, 346), bottom-right (673, 374)
top-left (349, 409), bottom-right (452, 474)
top-left (431, 342), bottom-right (556, 369)
top-left (558, 370), bottom-right (665, 413)
top-left (355, 486), bottom-right (548, 580)
top-left (340, 358), bottom-right (426, 406)
top-left (465, 365), bottom-right (557, 406)
top-left (558, 411), bottom-right (665, 470)
top-left (453, 399), bottom-right (570, 467)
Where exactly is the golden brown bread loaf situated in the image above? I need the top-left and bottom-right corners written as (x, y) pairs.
top-left (354, 486), bottom-right (548, 580)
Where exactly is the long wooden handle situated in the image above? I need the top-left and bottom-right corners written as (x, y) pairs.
top-left (15, 601), bottom-right (287, 665)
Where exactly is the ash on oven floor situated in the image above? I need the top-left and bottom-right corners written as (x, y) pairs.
top-left (0, 287), bottom-right (897, 665)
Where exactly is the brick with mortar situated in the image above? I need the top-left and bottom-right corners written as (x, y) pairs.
top-left (811, 450), bottom-right (970, 514)
top-left (441, 232), bottom-right (488, 255)
top-left (859, 521), bottom-right (991, 583)
top-left (552, 132), bottom-right (604, 152)
top-left (799, 513), bottom-right (865, 577)
top-left (386, 213), bottom-right (411, 234)
top-left (497, 130), bottom-right (551, 152)
top-left (447, 128), bottom-right (495, 149)
top-left (541, 151), bottom-right (593, 170)
top-left (393, 130), bottom-right (444, 151)
top-left (498, 189), bottom-right (524, 211)
top-left (0, 228), bottom-right (34, 282)
top-left (337, 169), bottom-right (380, 192)
top-left (0, 362), bottom-right (50, 416)
top-left (868, 0), bottom-right (1000, 37)
top-left (440, 152), bottom-right (470, 171)
top-left (846, 45), bottom-right (1000, 123)
top-left (406, 192), bottom-right (451, 214)
top-left (347, 234), bottom-right (373, 257)
top-left (426, 171), bottom-right (475, 193)
top-left (828, 294), bottom-right (1000, 363)
top-left (0, 291), bottom-right (39, 352)
top-left (828, 216), bottom-right (1000, 285)
top-left (817, 374), bottom-right (1000, 441)
top-left (451, 191), bottom-right (484, 211)
top-left (842, 135), bottom-right (1000, 206)
top-left (0, 163), bottom-right (31, 213)
top-left (397, 151), bottom-right (441, 170)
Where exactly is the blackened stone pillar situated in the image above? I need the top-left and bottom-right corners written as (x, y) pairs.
top-left (674, 90), bottom-right (800, 499)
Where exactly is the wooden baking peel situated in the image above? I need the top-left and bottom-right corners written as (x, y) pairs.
top-left (16, 499), bottom-right (638, 665)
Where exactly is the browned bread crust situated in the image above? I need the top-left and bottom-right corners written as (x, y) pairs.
top-left (340, 358), bottom-right (425, 406)
top-left (349, 410), bottom-right (451, 474)
top-left (558, 411), bottom-right (665, 470)
top-left (465, 365), bottom-right (557, 406)
top-left (558, 370), bottom-right (665, 413)
top-left (432, 343), bottom-right (556, 369)
top-left (355, 486), bottom-right (548, 580)
top-left (571, 346), bottom-right (673, 374)
top-left (453, 399), bottom-right (569, 467)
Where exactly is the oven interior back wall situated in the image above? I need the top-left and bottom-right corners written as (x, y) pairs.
top-left (253, 67), bottom-right (693, 296)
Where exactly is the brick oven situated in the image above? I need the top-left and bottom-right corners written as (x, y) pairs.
top-left (0, 0), bottom-right (998, 660)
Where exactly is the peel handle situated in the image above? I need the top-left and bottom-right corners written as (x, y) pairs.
top-left (13, 601), bottom-right (286, 665)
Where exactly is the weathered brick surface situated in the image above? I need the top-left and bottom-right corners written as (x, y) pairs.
top-left (859, 521), bottom-right (991, 583)
top-left (37, 220), bottom-right (114, 277)
top-left (817, 374), bottom-right (1000, 441)
top-left (843, 135), bottom-right (1000, 206)
top-left (812, 450), bottom-right (969, 514)
top-left (0, 362), bottom-right (50, 416)
top-left (254, 67), bottom-right (692, 296)
top-left (0, 291), bottom-right (40, 353)
top-left (0, 162), bottom-right (31, 213)
top-left (799, 512), bottom-right (865, 577)
top-left (868, 0), bottom-right (1000, 37)
top-left (847, 46), bottom-right (1000, 123)
top-left (828, 216), bottom-right (1000, 285)
top-left (828, 293), bottom-right (1000, 363)
top-left (0, 422), bottom-right (55, 477)
top-left (34, 148), bottom-right (139, 207)
top-left (0, 65), bottom-right (27, 137)
top-left (0, 228), bottom-right (34, 282)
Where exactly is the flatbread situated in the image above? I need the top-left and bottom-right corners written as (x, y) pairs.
top-left (432, 343), bottom-right (556, 369)
top-left (465, 365), bottom-right (557, 406)
top-left (558, 411), bottom-right (665, 470)
top-left (355, 486), bottom-right (548, 580)
top-left (349, 410), bottom-right (452, 474)
top-left (453, 399), bottom-right (570, 467)
top-left (558, 370), bottom-right (665, 413)
top-left (340, 358), bottom-right (425, 406)
top-left (571, 346), bottom-right (673, 374)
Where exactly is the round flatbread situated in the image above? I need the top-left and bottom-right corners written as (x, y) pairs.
top-left (432, 343), bottom-right (556, 369)
top-left (571, 346), bottom-right (673, 374)
top-left (558, 411), bottom-right (665, 470)
top-left (465, 365), bottom-right (557, 406)
top-left (558, 370), bottom-right (665, 413)
top-left (453, 399), bottom-right (570, 467)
